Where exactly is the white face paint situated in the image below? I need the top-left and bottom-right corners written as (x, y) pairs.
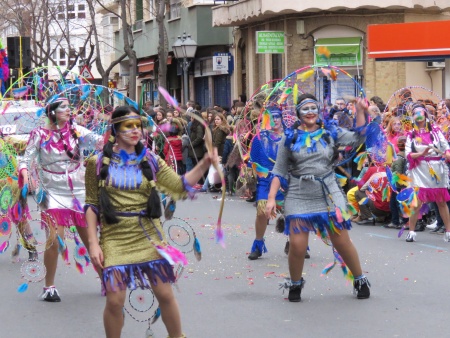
top-left (54, 100), bottom-right (71, 124)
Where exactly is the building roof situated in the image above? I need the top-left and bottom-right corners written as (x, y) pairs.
top-left (212, 0), bottom-right (450, 26)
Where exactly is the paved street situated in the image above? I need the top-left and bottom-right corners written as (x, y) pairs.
top-left (1, 193), bottom-right (450, 338)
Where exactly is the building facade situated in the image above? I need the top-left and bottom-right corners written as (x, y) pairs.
top-left (113, 0), bottom-right (234, 108)
top-left (212, 0), bottom-right (450, 103)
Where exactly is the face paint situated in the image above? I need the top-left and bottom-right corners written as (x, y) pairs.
top-left (118, 119), bottom-right (142, 133)
top-left (413, 108), bottom-right (426, 121)
top-left (299, 105), bottom-right (319, 116)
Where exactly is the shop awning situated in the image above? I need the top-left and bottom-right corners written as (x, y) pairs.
top-left (314, 37), bottom-right (362, 67)
top-left (368, 20), bottom-right (450, 61)
top-left (138, 57), bottom-right (155, 73)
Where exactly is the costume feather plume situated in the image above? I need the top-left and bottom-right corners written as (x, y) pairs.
top-left (293, 84), bottom-right (299, 105)
top-left (277, 88), bottom-right (292, 105)
top-left (321, 261), bottom-right (337, 275)
top-left (385, 142), bottom-right (396, 164)
top-left (321, 67), bottom-right (331, 77)
top-left (297, 69), bottom-right (314, 82)
top-left (353, 152), bottom-right (367, 171)
top-left (12, 86), bottom-right (30, 99)
top-left (17, 282), bottom-right (28, 293)
top-left (330, 69), bottom-right (338, 81)
top-left (193, 237), bottom-right (201, 261)
top-left (347, 204), bottom-right (358, 215)
top-left (0, 240), bottom-right (9, 253)
top-left (317, 46), bottom-right (331, 59)
top-left (392, 173), bottom-right (411, 187)
top-left (151, 307), bottom-right (161, 324)
top-left (252, 162), bottom-right (269, 178)
top-left (335, 174), bottom-right (348, 187)
top-left (358, 197), bottom-right (368, 205)
top-left (335, 207), bottom-right (343, 223)
top-left (261, 110), bottom-right (273, 130)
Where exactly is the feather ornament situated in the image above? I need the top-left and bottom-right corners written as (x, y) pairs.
top-left (335, 207), bottom-right (343, 223)
top-left (330, 69), bottom-right (338, 81)
top-left (293, 84), bottom-right (299, 105)
top-left (17, 282), bottom-right (28, 293)
top-left (193, 237), bottom-right (201, 261)
top-left (277, 88), bottom-right (292, 105)
top-left (317, 46), bottom-right (331, 59)
top-left (151, 307), bottom-right (161, 324)
top-left (298, 69), bottom-right (314, 82)
top-left (335, 174), bottom-right (348, 187)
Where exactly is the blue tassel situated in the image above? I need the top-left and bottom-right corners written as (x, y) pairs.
top-left (21, 184), bottom-right (28, 199)
top-left (125, 97), bottom-right (138, 110)
top-left (194, 237), bottom-right (201, 253)
top-left (57, 235), bottom-right (65, 252)
top-left (151, 307), bottom-right (161, 324)
top-left (17, 283), bottom-right (28, 293)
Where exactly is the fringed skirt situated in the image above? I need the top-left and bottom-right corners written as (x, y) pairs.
top-left (284, 172), bottom-right (352, 236)
top-left (102, 259), bottom-right (175, 292)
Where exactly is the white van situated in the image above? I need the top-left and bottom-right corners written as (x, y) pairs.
top-left (0, 100), bottom-right (45, 142)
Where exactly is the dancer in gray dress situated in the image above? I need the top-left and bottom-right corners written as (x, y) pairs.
top-left (265, 93), bottom-right (371, 302)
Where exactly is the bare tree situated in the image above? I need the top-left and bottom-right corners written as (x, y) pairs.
top-left (0, 0), bottom-right (95, 70)
top-left (155, 0), bottom-right (168, 107)
top-left (86, 0), bottom-right (126, 89)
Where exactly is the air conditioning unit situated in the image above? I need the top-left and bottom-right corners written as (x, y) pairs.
top-left (426, 61), bottom-right (445, 68)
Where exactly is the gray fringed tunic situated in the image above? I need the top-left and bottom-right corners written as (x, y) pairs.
top-left (272, 126), bottom-right (365, 235)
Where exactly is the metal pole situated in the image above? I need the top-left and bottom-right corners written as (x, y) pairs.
top-left (183, 58), bottom-right (189, 103)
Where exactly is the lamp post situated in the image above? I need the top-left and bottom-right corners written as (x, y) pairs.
top-left (172, 32), bottom-right (198, 104)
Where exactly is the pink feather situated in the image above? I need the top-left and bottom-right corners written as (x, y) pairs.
top-left (0, 240), bottom-right (9, 253)
top-left (155, 245), bottom-right (175, 265)
top-left (335, 207), bottom-right (343, 223)
top-left (165, 245), bottom-right (188, 266)
top-left (75, 261), bottom-right (84, 274)
top-left (158, 86), bottom-right (179, 110)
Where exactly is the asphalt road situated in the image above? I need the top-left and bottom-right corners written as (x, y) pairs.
top-left (1, 193), bottom-right (449, 338)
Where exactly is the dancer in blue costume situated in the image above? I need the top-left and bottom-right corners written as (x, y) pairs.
top-left (247, 106), bottom-right (284, 260)
top-left (266, 93), bottom-right (371, 302)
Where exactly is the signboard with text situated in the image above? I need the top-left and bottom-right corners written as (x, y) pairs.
top-left (256, 31), bottom-right (285, 54)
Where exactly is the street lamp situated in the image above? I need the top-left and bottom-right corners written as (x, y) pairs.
top-left (172, 32), bottom-right (198, 104)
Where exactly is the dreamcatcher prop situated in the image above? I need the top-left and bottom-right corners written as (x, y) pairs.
top-left (384, 86), bottom-right (443, 132)
top-left (17, 258), bottom-right (46, 293)
top-left (0, 215), bottom-right (12, 253)
top-left (20, 84), bottom-right (177, 213)
top-left (253, 61), bottom-right (368, 283)
top-left (162, 217), bottom-right (201, 261)
top-left (124, 287), bottom-right (162, 338)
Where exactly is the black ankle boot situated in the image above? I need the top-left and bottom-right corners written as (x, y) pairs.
top-left (353, 276), bottom-right (371, 299)
top-left (288, 278), bottom-right (305, 302)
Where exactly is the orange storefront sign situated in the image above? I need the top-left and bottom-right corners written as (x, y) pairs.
top-left (368, 20), bottom-right (450, 60)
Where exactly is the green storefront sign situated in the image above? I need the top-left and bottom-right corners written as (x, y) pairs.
top-left (314, 37), bottom-right (362, 67)
top-left (256, 31), bottom-right (285, 54)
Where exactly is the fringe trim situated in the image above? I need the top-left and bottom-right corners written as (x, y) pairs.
top-left (250, 239), bottom-right (267, 254)
top-left (44, 209), bottom-right (86, 227)
top-left (285, 212), bottom-right (352, 237)
top-left (256, 200), bottom-right (267, 216)
top-left (418, 187), bottom-right (450, 203)
top-left (103, 259), bottom-right (176, 292)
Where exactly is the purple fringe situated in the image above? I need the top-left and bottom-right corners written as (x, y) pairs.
top-left (83, 204), bottom-right (99, 218)
top-left (285, 212), bottom-right (352, 236)
top-left (418, 188), bottom-right (450, 203)
top-left (102, 259), bottom-right (175, 292)
top-left (45, 208), bottom-right (86, 227)
top-left (181, 175), bottom-right (197, 200)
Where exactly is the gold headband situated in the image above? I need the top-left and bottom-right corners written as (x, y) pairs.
top-left (110, 115), bottom-right (142, 125)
